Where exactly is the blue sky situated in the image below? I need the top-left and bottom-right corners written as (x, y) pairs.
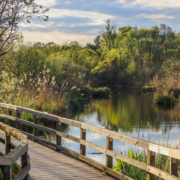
top-left (20, 0), bottom-right (180, 45)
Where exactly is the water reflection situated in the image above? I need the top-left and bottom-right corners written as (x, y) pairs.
top-left (65, 90), bottom-right (180, 165)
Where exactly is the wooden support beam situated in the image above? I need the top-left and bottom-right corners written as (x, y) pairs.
top-left (147, 150), bottom-right (155, 180)
top-left (16, 110), bottom-right (20, 130)
top-left (56, 122), bottom-right (62, 151)
top-left (5, 133), bottom-right (11, 155)
top-left (2, 166), bottom-right (12, 180)
top-left (170, 158), bottom-right (178, 177)
top-left (80, 128), bottom-right (86, 156)
top-left (33, 115), bottom-right (38, 141)
top-left (21, 151), bottom-right (28, 180)
top-left (8, 109), bottom-right (12, 127)
top-left (106, 137), bottom-right (113, 168)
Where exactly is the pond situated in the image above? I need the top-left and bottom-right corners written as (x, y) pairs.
top-left (61, 89), bottom-right (180, 166)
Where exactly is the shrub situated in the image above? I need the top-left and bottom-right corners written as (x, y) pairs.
top-left (154, 94), bottom-right (175, 107)
top-left (141, 85), bottom-right (156, 93)
top-left (92, 87), bottom-right (111, 97)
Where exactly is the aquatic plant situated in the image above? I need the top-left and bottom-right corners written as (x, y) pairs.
top-left (113, 149), bottom-right (180, 180)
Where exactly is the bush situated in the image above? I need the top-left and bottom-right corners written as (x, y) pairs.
top-left (68, 96), bottom-right (84, 110)
top-left (92, 87), bottom-right (111, 98)
top-left (142, 85), bottom-right (156, 93)
top-left (154, 94), bottom-right (175, 107)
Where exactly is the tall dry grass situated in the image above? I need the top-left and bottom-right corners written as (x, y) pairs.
top-left (0, 66), bottom-right (76, 116)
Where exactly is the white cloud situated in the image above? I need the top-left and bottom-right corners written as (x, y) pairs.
top-left (117, 0), bottom-right (180, 9)
top-left (35, 0), bottom-right (57, 7)
top-left (137, 13), bottom-right (175, 19)
top-left (22, 30), bottom-right (95, 45)
top-left (48, 8), bottom-right (116, 27)
top-left (48, 8), bottom-right (115, 19)
top-left (19, 21), bottom-right (54, 29)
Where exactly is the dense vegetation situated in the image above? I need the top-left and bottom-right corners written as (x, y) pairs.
top-left (113, 149), bottom-right (180, 179)
top-left (2, 21), bottom-right (180, 89)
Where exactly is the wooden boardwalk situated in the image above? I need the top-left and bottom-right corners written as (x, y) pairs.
top-left (0, 130), bottom-right (115, 180)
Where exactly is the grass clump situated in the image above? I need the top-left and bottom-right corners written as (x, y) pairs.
top-left (92, 87), bottom-right (111, 98)
top-left (154, 94), bottom-right (175, 107)
top-left (141, 84), bottom-right (156, 93)
top-left (113, 149), bottom-right (146, 179)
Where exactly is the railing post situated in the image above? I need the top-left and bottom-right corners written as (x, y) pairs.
top-left (2, 166), bottom-right (12, 180)
top-left (16, 110), bottom-right (20, 130)
top-left (21, 151), bottom-right (28, 180)
top-left (147, 150), bottom-right (155, 180)
top-left (56, 122), bottom-right (62, 151)
top-left (170, 158), bottom-right (178, 177)
top-left (34, 115), bottom-right (38, 141)
top-left (8, 109), bottom-right (12, 127)
top-left (80, 128), bottom-right (86, 156)
top-left (106, 137), bottom-right (113, 168)
top-left (5, 132), bottom-right (11, 155)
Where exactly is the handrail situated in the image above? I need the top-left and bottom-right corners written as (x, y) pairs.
top-left (0, 122), bottom-right (30, 180)
top-left (0, 102), bottom-right (179, 180)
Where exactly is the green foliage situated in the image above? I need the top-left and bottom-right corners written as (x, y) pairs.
top-left (113, 149), bottom-right (179, 180)
top-left (2, 45), bottom-right (45, 78)
top-left (141, 85), bottom-right (156, 93)
top-left (92, 87), bottom-right (111, 97)
top-left (113, 149), bottom-right (146, 180)
top-left (154, 94), bottom-right (175, 107)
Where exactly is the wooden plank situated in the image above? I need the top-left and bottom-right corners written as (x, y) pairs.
top-left (106, 137), bottom-right (113, 168)
top-left (33, 115), bottom-right (38, 141)
top-left (0, 122), bottom-right (26, 142)
top-left (21, 151), bottom-right (28, 180)
top-left (0, 114), bottom-right (80, 143)
top-left (0, 137), bottom-right (15, 149)
top-left (56, 122), bottom-right (61, 151)
top-left (21, 131), bottom-right (180, 180)
top-left (1, 104), bottom-right (180, 160)
top-left (21, 131), bottom-right (132, 180)
top-left (80, 128), bottom-right (86, 156)
top-left (2, 143), bottom-right (28, 165)
top-left (2, 165), bottom-right (12, 180)
top-left (16, 111), bottom-right (20, 130)
top-left (5, 132), bottom-right (11, 155)
top-left (170, 158), bottom-right (178, 177)
top-left (147, 150), bottom-right (155, 180)
top-left (8, 109), bottom-right (12, 127)
top-left (14, 164), bottom-right (30, 180)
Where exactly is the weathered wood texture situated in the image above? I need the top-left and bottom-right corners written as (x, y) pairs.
top-left (0, 103), bottom-right (180, 180)
top-left (0, 123), bottom-right (30, 180)
top-left (0, 130), bottom-right (116, 180)
top-left (0, 103), bottom-right (180, 159)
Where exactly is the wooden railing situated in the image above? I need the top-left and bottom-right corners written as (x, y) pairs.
top-left (0, 121), bottom-right (30, 180)
top-left (0, 102), bottom-right (179, 180)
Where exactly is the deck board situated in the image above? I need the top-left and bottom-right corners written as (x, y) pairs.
top-left (0, 130), bottom-right (115, 180)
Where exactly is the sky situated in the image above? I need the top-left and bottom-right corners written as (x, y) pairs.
top-left (19, 0), bottom-right (180, 46)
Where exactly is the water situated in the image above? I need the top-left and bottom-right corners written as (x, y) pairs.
top-left (59, 89), bottom-right (180, 165)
